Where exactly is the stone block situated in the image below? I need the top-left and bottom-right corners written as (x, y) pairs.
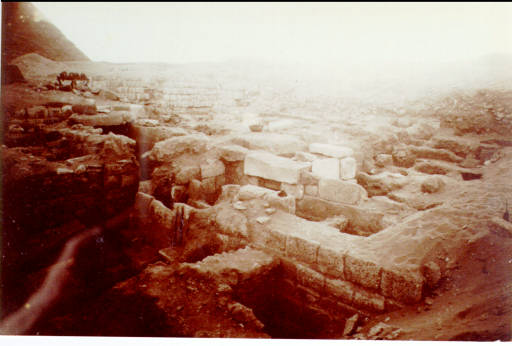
top-left (380, 269), bottom-right (423, 304)
top-left (171, 185), bottom-right (187, 203)
top-left (252, 227), bottom-right (287, 253)
top-left (294, 151), bottom-right (318, 162)
top-left (218, 184), bottom-right (241, 202)
top-left (134, 192), bottom-right (154, 220)
top-left (312, 158), bottom-right (340, 180)
top-left (175, 165), bottom-right (200, 185)
top-left (318, 179), bottom-right (367, 205)
top-left (218, 144), bottom-right (248, 162)
top-left (325, 278), bottom-right (354, 304)
top-left (232, 133), bottom-right (307, 156)
top-left (309, 143), bottom-right (354, 158)
top-left (244, 151), bottom-right (310, 184)
top-left (238, 184), bottom-right (271, 201)
top-left (340, 157), bottom-right (357, 180)
top-left (215, 206), bottom-right (249, 238)
top-left (286, 235), bottom-right (319, 264)
top-left (305, 184), bottom-right (318, 197)
top-left (267, 195), bottom-right (296, 215)
top-left (201, 159), bottom-right (225, 179)
top-left (344, 254), bottom-right (382, 290)
top-left (201, 177), bottom-right (217, 194)
top-left (352, 289), bottom-right (386, 312)
top-left (299, 171), bottom-right (320, 185)
top-left (317, 246), bottom-right (345, 278)
top-left (296, 264), bottom-right (325, 291)
top-left (224, 161), bottom-right (245, 185)
top-left (215, 175), bottom-right (226, 190)
top-left (374, 154), bottom-right (393, 168)
top-left (281, 183), bottom-right (304, 200)
top-left (187, 179), bottom-right (203, 201)
top-left (259, 177), bottom-right (281, 191)
top-left (149, 199), bottom-right (173, 229)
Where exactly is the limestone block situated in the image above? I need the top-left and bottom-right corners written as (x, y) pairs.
top-left (281, 183), bottom-right (304, 200)
top-left (224, 161), bottom-right (245, 185)
top-left (259, 177), bottom-right (281, 191)
top-left (344, 254), bottom-right (382, 290)
top-left (149, 199), bottom-right (173, 229)
top-left (187, 179), bottom-right (203, 201)
top-left (286, 235), bottom-right (319, 264)
top-left (150, 134), bottom-right (210, 163)
top-left (243, 175), bottom-right (260, 186)
top-left (251, 227), bottom-right (287, 253)
top-left (340, 157), bottom-right (357, 180)
top-left (296, 264), bottom-right (325, 291)
top-left (318, 179), bottom-right (367, 205)
top-left (175, 166), bottom-right (200, 185)
top-left (281, 259), bottom-right (298, 281)
top-left (244, 151), bottom-right (310, 184)
top-left (304, 184), bottom-right (318, 197)
top-left (215, 207), bottom-right (249, 238)
top-left (374, 154), bottom-right (393, 168)
top-left (218, 144), bottom-right (248, 162)
top-left (134, 192), bottom-right (154, 220)
top-left (267, 119), bottom-right (295, 132)
top-left (312, 158), bottom-right (340, 180)
top-left (353, 289), bottom-right (386, 312)
top-left (309, 143), bottom-right (354, 158)
top-left (201, 177), bottom-right (217, 194)
top-left (238, 184), bottom-right (295, 214)
top-left (317, 246), bottom-right (345, 278)
top-left (380, 269), bottom-right (424, 304)
top-left (201, 159), bottom-right (225, 179)
top-left (299, 171), bottom-right (320, 185)
top-left (219, 184), bottom-right (241, 202)
top-left (238, 184), bottom-right (271, 201)
top-left (215, 175), bottom-right (226, 190)
top-left (294, 151), bottom-right (318, 162)
top-left (325, 278), bottom-right (354, 304)
top-left (267, 195), bottom-right (296, 215)
top-left (171, 185), bottom-right (187, 203)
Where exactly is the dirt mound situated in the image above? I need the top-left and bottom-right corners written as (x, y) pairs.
top-left (11, 53), bottom-right (68, 79)
top-left (1, 2), bottom-right (89, 63)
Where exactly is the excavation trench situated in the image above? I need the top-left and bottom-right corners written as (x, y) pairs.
top-left (230, 263), bottom-right (358, 338)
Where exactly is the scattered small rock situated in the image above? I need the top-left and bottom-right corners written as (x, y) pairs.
top-left (265, 207), bottom-right (276, 215)
top-left (256, 216), bottom-right (270, 224)
top-left (343, 313), bottom-right (359, 336)
top-left (233, 201), bottom-right (247, 210)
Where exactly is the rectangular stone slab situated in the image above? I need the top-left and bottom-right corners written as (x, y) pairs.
top-left (309, 143), bottom-right (354, 158)
top-left (318, 179), bottom-right (367, 205)
top-left (244, 151), bottom-right (310, 184)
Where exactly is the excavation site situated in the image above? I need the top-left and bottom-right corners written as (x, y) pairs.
top-left (1, 2), bottom-right (512, 341)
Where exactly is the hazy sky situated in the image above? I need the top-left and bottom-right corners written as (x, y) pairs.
top-left (33, 2), bottom-right (512, 66)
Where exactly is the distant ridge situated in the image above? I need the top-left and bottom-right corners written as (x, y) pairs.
top-left (1, 2), bottom-right (90, 63)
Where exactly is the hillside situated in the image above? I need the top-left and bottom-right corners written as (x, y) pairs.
top-left (1, 2), bottom-right (89, 63)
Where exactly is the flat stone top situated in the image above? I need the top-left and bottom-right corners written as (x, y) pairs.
top-left (185, 247), bottom-right (279, 279)
top-left (231, 133), bottom-right (307, 155)
top-left (244, 151), bottom-right (311, 184)
top-left (246, 151), bottom-right (310, 169)
top-left (309, 143), bottom-right (354, 158)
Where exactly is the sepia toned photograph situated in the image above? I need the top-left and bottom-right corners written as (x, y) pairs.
top-left (1, 2), bottom-right (511, 342)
